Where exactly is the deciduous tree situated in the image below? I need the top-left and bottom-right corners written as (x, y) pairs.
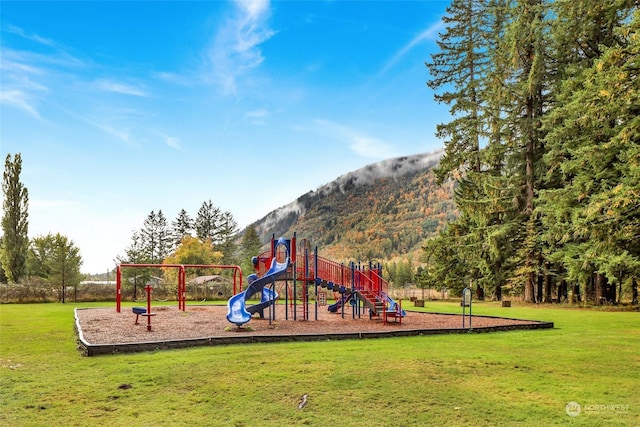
top-left (1, 153), bottom-right (29, 283)
top-left (163, 235), bottom-right (223, 284)
top-left (29, 233), bottom-right (83, 302)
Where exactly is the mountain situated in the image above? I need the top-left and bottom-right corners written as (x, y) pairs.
top-left (251, 149), bottom-right (457, 263)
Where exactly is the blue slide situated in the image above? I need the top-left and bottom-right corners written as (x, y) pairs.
top-left (328, 292), bottom-right (353, 313)
top-left (227, 240), bottom-right (290, 326)
top-left (386, 295), bottom-right (406, 317)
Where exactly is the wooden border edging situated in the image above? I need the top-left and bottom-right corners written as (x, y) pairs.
top-left (75, 308), bottom-right (554, 357)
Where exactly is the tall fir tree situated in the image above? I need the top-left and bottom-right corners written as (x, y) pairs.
top-left (427, 0), bottom-right (488, 181)
top-left (217, 211), bottom-right (239, 265)
top-left (503, 0), bottom-right (551, 302)
top-left (426, 0), bottom-right (520, 299)
top-left (116, 230), bottom-right (148, 300)
top-left (539, 6), bottom-right (640, 303)
top-left (141, 210), bottom-right (171, 263)
top-left (171, 209), bottom-right (193, 251)
top-left (195, 200), bottom-right (222, 245)
top-left (239, 225), bottom-right (263, 275)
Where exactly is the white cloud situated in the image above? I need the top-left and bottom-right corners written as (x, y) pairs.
top-left (165, 136), bottom-right (181, 150)
top-left (245, 108), bottom-right (270, 124)
top-left (6, 24), bottom-right (57, 48)
top-left (0, 89), bottom-right (41, 119)
top-left (0, 34), bottom-right (82, 121)
top-left (314, 119), bottom-right (398, 159)
top-left (350, 135), bottom-right (397, 159)
top-left (0, 55), bottom-right (46, 77)
top-left (155, 71), bottom-right (195, 87)
top-left (378, 20), bottom-right (444, 76)
top-left (85, 118), bottom-right (132, 143)
top-left (93, 79), bottom-right (148, 97)
top-left (207, 0), bottom-right (275, 95)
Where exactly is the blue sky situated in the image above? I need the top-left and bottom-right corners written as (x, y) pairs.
top-left (1, 0), bottom-right (450, 274)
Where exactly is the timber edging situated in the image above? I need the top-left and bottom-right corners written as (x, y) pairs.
top-left (75, 308), bottom-right (553, 357)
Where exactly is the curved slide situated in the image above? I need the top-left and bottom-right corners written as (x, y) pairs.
top-left (226, 253), bottom-right (290, 326)
top-left (328, 292), bottom-right (353, 313)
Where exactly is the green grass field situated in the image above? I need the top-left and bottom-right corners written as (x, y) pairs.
top-left (1, 301), bottom-right (638, 426)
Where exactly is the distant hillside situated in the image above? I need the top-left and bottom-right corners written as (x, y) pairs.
top-left (251, 150), bottom-right (457, 263)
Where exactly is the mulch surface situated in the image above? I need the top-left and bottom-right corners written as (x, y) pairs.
top-left (74, 304), bottom-right (553, 356)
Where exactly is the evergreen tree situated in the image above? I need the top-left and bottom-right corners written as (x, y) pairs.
top-left (141, 210), bottom-right (171, 263)
top-left (195, 200), bottom-right (222, 245)
top-left (116, 230), bottom-right (148, 300)
top-left (539, 7), bottom-right (640, 303)
top-left (239, 225), bottom-right (263, 274)
top-left (422, 222), bottom-right (472, 296)
top-left (217, 211), bottom-right (239, 264)
top-left (1, 153), bottom-right (29, 283)
top-left (415, 266), bottom-right (431, 300)
top-left (502, 0), bottom-right (551, 302)
top-left (424, 0), bottom-right (637, 304)
top-left (426, 0), bottom-right (518, 300)
top-left (116, 230), bottom-right (147, 264)
top-left (171, 209), bottom-right (193, 251)
top-left (29, 233), bottom-right (83, 301)
top-left (396, 259), bottom-right (414, 288)
top-left (426, 0), bottom-right (488, 182)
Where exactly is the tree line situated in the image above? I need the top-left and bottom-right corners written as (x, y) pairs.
top-left (422, 0), bottom-right (639, 304)
top-left (1, 153), bottom-right (83, 298)
top-left (116, 202), bottom-right (265, 267)
top-left (115, 202), bottom-right (264, 298)
top-left (1, 152), bottom-right (265, 300)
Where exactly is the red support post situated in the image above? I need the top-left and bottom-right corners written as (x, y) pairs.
top-left (179, 266), bottom-right (186, 311)
top-left (115, 263), bottom-right (242, 311)
top-left (145, 284), bottom-right (154, 331)
top-left (116, 265), bottom-right (122, 313)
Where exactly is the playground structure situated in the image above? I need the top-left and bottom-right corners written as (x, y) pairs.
top-left (227, 234), bottom-right (405, 326)
top-left (115, 263), bottom-right (243, 313)
top-left (226, 237), bottom-right (290, 326)
top-left (113, 234), bottom-right (404, 327)
top-left (132, 284), bottom-right (156, 331)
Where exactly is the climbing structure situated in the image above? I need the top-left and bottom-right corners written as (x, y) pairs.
top-left (242, 234), bottom-right (402, 322)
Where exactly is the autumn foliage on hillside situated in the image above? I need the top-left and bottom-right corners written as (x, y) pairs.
top-left (254, 158), bottom-right (457, 265)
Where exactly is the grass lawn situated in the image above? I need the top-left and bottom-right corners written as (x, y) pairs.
top-left (0, 301), bottom-right (638, 426)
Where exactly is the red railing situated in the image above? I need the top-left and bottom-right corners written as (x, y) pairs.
top-left (249, 237), bottom-right (390, 311)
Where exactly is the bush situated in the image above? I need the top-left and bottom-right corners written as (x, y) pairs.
top-left (0, 281), bottom-right (58, 303)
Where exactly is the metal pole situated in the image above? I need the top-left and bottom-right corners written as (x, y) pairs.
top-left (116, 265), bottom-right (122, 313)
top-left (315, 247), bottom-right (319, 321)
top-left (145, 284), bottom-right (153, 332)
